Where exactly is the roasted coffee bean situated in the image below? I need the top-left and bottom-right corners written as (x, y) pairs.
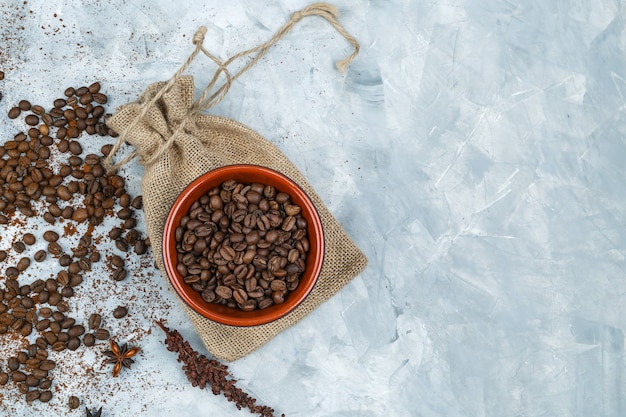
top-left (233, 288), bottom-right (248, 305)
top-left (13, 241), bottom-right (26, 253)
top-left (67, 337), bottom-right (81, 351)
top-left (16, 257), bottom-right (31, 272)
top-left (39, 378), bottom-right (52, 390)
top-left (16, 382), bottom-right (29, 395)
top-left (25, 390), bottom-right (40, 402)
top-left (67, 262), bottom-right (81, 274)
top-left (31, 368), bottom-right (48, 379)
top-left (28, 344), bottom-right (38, 358)
top-left (22, 297), bottom-right (35, 309)
top-left (35, 337), bottom-right (48, 351)
top-left (113, 305), bottom-right (128, 319)
top-left (134, 239), bottom-right (147, 255)
top-left (61, 287), bottom-right (74, 298)
top-left (125, 229), bottom-right (139, 243)
top-left (51, 341), bottom-right (65, 352)
top-left (0, 372), bottom-right (8, 385)
top-left (68, 325), bottom-right (85, 338)
top-left (117, 207), bottom-right (133, 220)
top-left (56, 185), bottom-right (72, 201)
top-left (109, 254), bottom-right (124, 268)
top-left (17, 99), bottom-right (31, 111)
top-left (38, 307), bottom-right (52, 318)
top-left (48, 242), bottom-right (62, 255)
top-left (88, 313), bottom-right (101, 330)
top-left (8, 357), bottom-right (19, 371)
top-left (56, 271), bottom-right (70, 287)
top-left (94, 328), bottom-right (110, 340)
top-left (115, 239), bottom-right (128, 252)
top-left (6, 267), bottom-right (19, 278)
top-left (131, 195), bottom-right (143, 209)
top-left (56, 127), bottom-right (68, 140)
top-left (34, 250), bottom-right (47, 262)
top-left (69, 274), bottom-right (83, 287)
top-left (215, 286), bottom-right (233, 299)
top-left (39, 390), bottom-right (52, 403)
top-left (68, 395), bottom-right (80, 410)
top-left (112, 267), bottom-right (127, 281)
top-left (108, 227), bottom-right (122, 240)
top-left (23, 233), bottom-right (36, 245)
top-left (43, 230), bottom-right (59, 242)
top-left (48, 291), bottom-right (62, 306)
top-left (219, 246), bottom-right (236, 262)
top-left (60, 318), bottom-right (75, 329)
top-left (272, 291), bottom-right (286, 304)
top-left (83, 333), bottom-right (95, 347)
top-left (72, 208), bottom-right (88, 223)
top-left (59, 254), bottom-right (72, 267)
top-left (25, 114), bottom-right (39, 126)
top-left (12, 370), bottom-right (27, 382)
top-left (90, 251), bottom-right (101, 263)
top-left (36, 319), bottom-right (51, 331)
top-left (26, 374), bottom-right (40, 387)
top-left (78, 258), bottom-right (91, 271)
top-left (72, 246), bottom-right (89, 258)
top-left (8, 106), bottom-right (21, 119)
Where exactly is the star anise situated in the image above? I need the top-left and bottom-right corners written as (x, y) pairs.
top-left (86, 407), bottom-right (102, 417)
top-left (103, 339), bottom-right (140, 377)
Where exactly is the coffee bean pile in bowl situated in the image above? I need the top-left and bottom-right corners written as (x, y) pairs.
top-left (162, 164), bottom-right (325, 327)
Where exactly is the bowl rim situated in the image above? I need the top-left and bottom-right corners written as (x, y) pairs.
top-left (162, 164), bottom-right (325, 327)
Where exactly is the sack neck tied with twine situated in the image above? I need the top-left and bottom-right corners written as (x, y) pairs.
top-left (105, 3), bottom-right (368, 362)
top-left (105, 3), bottom-right (359, 170)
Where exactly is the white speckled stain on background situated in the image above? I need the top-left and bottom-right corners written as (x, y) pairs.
top-left (1, 0), bottom-right (626, 416)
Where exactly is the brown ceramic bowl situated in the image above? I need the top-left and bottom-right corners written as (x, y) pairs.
top-left (162, 164), bottom-right (324, 327)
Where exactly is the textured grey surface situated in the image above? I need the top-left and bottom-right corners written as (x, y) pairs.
top-left (1, 0), bottom-right (626, 416)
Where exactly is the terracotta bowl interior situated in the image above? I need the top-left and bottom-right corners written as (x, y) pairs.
top-left (162, 164), bottom-right (324, 327)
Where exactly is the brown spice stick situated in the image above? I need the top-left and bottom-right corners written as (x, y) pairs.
top-left (155, 320), bottom-right (285, 417)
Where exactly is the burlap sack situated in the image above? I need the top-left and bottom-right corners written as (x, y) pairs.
top-left (105, 3), bottom-right (367, 361)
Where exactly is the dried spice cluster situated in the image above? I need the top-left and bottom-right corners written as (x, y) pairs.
top-left (156, 320), bottom-right (284, 417)
top-left (0, 81), bottom-right (148, 405)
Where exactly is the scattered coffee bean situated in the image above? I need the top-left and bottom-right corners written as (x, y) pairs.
top-left (12, 241), bottom-right (26, 253)
top-left (39, 390), bottom-right (52, 403)
top-left (113, 306), bottom-right (128, 319)
top-left (83, 333), bottom-right (95, 347)
top-left (43, 230), bottom-right (60, 242)
top-left (0, 83), bottom-right (149, 406)
top-left (23, 233), bottom-right (36, 245)
top-left (94, 328), bottom-right (110, 340)
top-left (111, 267), bottom-right (127, 281)
top-left (8, 106), bottom-right (21, 119)
top-left (88, 313), bottom-right (102, 330)
top-left (68, 395), bottom-right (80, 410)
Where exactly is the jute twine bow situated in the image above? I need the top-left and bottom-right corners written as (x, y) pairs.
top-left (104, 2), bottom-right (360, 170)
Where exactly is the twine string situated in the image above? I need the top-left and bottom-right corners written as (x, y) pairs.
top-left (103, 2), bottom-right (359, 170)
